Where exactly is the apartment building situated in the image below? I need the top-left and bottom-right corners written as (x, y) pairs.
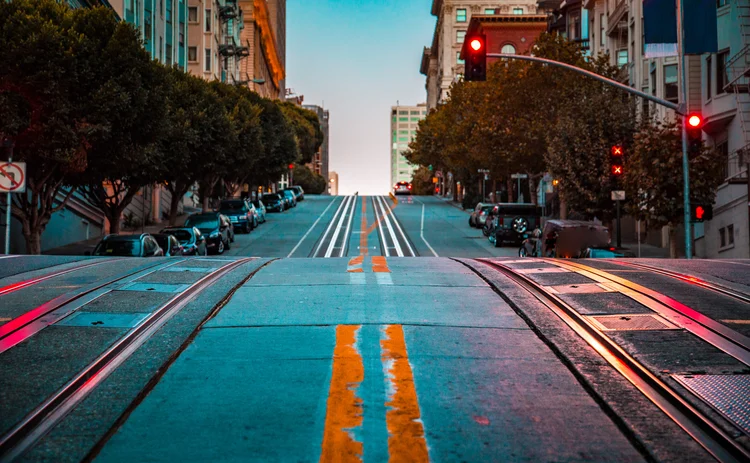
top-left (110, 0), bottom-right (188, 70)
top-left (302, 105), bottom-right (330, 182)
top-left (420, 0), bottom-right (539, 110)
top-left (391, 104), bottom-right (428, 185)
top-left (238, 0), bottom-right (286, 99)
top-left (545, 0), bottom-right (750, 257)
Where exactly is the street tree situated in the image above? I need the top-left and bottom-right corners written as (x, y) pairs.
top-left (80, 20), bottom-right (169, 233)
top-left (280, 103), bottom-right (324, 165)
top-left (291, 165), bottom-right (326, 194)
top-left (625, 120), bottom-right (725, 257)
top-left (0, 0), bottom-right (107, 253)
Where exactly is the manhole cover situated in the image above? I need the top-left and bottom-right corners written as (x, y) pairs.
top-left (57, 312), bottom-right (149, 328)
top-left (674, 374), bottom-right (750, 434)
top-left (589, 314), bottom-right (678, 331)
top-left (513, 267), bottom-right (570, 274)
top-left (545, 283), bottom-right (614, 294)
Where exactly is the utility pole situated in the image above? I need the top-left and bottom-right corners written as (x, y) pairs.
top-left (3, 140), bottom-right (13, 255)
top-left (677, 0), bottom-right (693, 259)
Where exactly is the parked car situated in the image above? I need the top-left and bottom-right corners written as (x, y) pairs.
top-left (184, 212), bottom-right (234, 255)
top-left (91, 234), bottom-right (163, 257)
top-left (219, 199), bottom-right (257, 233)
top-left (152, 233), bottom-right (183, 257)
top-left (251, 199), bottom-right (267, 223)
top-left (262, 193), bottom-right (285, 212)
top-left (394, 181), bottom-right (412, 195)
top-left (488, 203), bottom-right (543, 248)
top-left (281, 189), bottom-right (297, 208)
top-left (285, 186), bottom-right (304, 201)
top-left (469, 202), bottom-right (493, 228)
top-left (160, 227), bottom-right (207, 256)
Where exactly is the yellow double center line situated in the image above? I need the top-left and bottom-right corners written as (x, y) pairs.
top-left (321, 258), bottom-right (428, 462)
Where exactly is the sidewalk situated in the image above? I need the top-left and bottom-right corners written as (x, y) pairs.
top-left (43, 212), bottom-right (192, 256)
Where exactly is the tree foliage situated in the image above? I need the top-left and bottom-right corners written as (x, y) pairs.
top-left (280, 102), bottom-right (324, 165)
top-left (292, 165), bottom-right (327, 194)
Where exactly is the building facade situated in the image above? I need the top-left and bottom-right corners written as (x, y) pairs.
top-left (420, 0), bottom-right (539, 110)
top-left (186, 0), bottom-right (247, 83)
top-left (302, 105), bottom-right (330, 183)
top-left (544, 0), bottom-right (750, 257)
top-left (391, 104), bottom-right (428, 185)
top-left (461, 13), bottom-right (547, 63)
top-left (238, 0), bottom-right (286, 99)
top-left (110, 0), bottom-right (189, 70)
top-left (328, 171), bottom-right (339, 196)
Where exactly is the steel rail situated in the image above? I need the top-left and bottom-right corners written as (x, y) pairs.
top-left (372, 196), bottom-right (390, 257)
top-left (610, 260), bottom-right (750, 305)
top-left (545, 259), bottom-right (750, 366)
top-left (0, 259), bottom-right (117, 297)
top-left (312, 196), bottom-right (347, 258)
top-left (466, 258), bottom-right (749, 463)
top-left (376, 196), bottom-right (404, 257)
top-left (381, 196), bottom-right (417, 257)
top-left (340, 194), bottom-right (358, 258)
top-left (0, 257), bottom-right (254, 461)
top-left (0, 259), bottom-right (188, 354)
top-left (325, 195), bottom-right (354, 258)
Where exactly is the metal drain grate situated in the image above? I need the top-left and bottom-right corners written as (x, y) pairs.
top-left (589, 314), bottom-right (678, 331)
top-left (674, 374), bottom-right (750, 435)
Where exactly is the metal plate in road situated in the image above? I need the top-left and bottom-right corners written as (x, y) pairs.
top-left (674, 374), bottom-right (750, 435)
top-left (56, 312), bottom-right (150, 328)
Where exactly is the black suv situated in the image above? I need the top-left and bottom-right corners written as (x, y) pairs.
top-left (489, 203), bottom-right (543, 247)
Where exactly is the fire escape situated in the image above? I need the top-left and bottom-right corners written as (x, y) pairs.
top-left (725, 0), bottom-right (750, 181)
top-left (218, 0), bottom-right (248, 85)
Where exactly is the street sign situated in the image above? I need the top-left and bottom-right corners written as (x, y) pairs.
top-left (477, 169), bottom-right (490, 173)
top-left (511, 173), bottom-right (528, 179)
top-left (432, 177), bottom-right (438, 184)
top-left (0, 162), bottom-right (26, 193)
top-left (611, 190), bottom-right (626, 201)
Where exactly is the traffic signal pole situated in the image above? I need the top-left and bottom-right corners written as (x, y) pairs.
top-left (487, 53), bottom-right (693, 258)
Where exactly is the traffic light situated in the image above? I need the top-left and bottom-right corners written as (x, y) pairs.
top-left (610, 144), bottom-right (625, 183)
top-left (685, 113), bottom-right (704, 158)
top-left (691, 203), bottom-right (713, 223)
top-left (464, 34), bottom-right (487, 82)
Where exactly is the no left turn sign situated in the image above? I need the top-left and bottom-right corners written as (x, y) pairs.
top-left (0, 162), bottom-right (26, 193)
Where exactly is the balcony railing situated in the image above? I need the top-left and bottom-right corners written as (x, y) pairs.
top-left (573, 38), bottom-right (590, 50)
top-left (726, 144), bottom-right (749, 182)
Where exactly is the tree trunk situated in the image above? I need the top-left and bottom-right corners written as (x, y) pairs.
top-left (169, 191), bottom-right (182, 226)
top-left (507, 178), bottom-right (514, 203)
top-left (529, 175), bottom-right (538, 205)
top-left (560, 196), bottom-right (568, 220)
top-left (452, 176), bottom-right (458, 202)
top-left (668, 223), bottom-right (678, 258)
top-left (24, 228), bottom-right (42, 255)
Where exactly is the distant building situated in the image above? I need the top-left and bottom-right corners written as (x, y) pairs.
top-left (303, 105), bottom-right (330, 184)
top-left (460, 13), bottom-right (547, 64)
top-left (391, 104), bottom-right (428, 186)
top-left (420, 0), bottom-right (539, 110)
top-left (328, 171), bottom-right (339, 196)
top-left (109, 0), bottom-right (188, 70)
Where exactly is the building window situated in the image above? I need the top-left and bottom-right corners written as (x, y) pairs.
top-left (457, 30), bottom-right (466, 43)
top-left (159, 37), bottom-right (163, 61)
top-left (188, 6), bottom-right (197, 22)
top-left (179, 30), bottom-right (184, 48)
top-left (719, 224), bottom-right (734, 248)
top-left (205, 48), bottom-right (211, 71)
top-left (205, 8), bottom-right (211, 32)
top-left (720, 227), bottom-right (726, 247)
top-left (501, 44), bottom-right (516, 54)
top-left (456, 8), bottom-right (467, 22)
top-left (728, 225), bottom-right (734, 245)
top-left (144, 15), bottom-right (152, 41)
top-left (188, 46), bottom-right (197, 61)
top-left (484, 8), bottom-right (495, 14)
top-left (706, 55), bottom-right (712, 100)
top-left (664, 64), bottom-right (678, 103)
top-left (166, 44), bottom-right (172, 65)
top-left (570, 13), bottom-right (581, 40)
top-left (600, 14), bottom-right (605, 46)
top-left (641, 87), bottom-right (650, 119)
top-left (159, 0), bottom-right (163, 17)
top-left (717, 49), bottom-right (729, 94)
top-left (617, 49), bottom-right (628, 66)
top-left (457, 52), bottom-right (465, 65)
top-left (717, 0), bottom-right (728, 6)
top-left (513, 7), bottom-right (523, 14)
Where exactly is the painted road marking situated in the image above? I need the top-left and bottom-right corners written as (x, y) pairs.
top-left (419, 202), bottom-right (438, 257)
top-left (359, 197), bottom-right (369, 256)
top-left (722, 319), bottom-right (750, 325)
top-left (321, 325), bottom-right (365, 463)
top-left (314, 197), bottom-right (349, 257)
top-left (348, 256), bottom-right (364, 273)
top-left (288, 196), bottom-right (339, 258)
top-left (371, 256), bottom-right (390, 273)
top-left (381, 325), bottom-right (429, 462)
top-left (0, 318), bottom-right (11, 323)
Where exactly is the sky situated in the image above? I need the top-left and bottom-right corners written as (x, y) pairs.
top-left (286, 0), bottom-right (436, 195)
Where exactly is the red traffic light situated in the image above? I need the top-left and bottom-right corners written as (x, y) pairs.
top-left (611, 145), bottom-right (623, 156)
top-left (611, 165), bottom-right (623, 176)
top-left (288, 163), bottom-right (295, 170)
top-left (687, 114), bottom-right (702, 128)
top-left (470, 39), bottom-right (483, 52)
top-left (695, 206), bottom-right (705, 220)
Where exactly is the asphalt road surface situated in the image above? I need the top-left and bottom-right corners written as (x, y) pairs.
top-left (1, 195), bottom-right (749, 462)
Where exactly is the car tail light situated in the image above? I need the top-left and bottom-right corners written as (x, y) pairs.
top-left (408, 185), bottom-right (412, 189)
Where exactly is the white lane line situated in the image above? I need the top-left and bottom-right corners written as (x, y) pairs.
top-left (313, 196), bottom-right (348, 257)
top-left (340, 194), bottom-right (358, 257)
top-left (419, 202), bottom-right (439, 257)
top-left (373, 197), bottom-right (390, 257)
top-left (0, 256), bottom-right (19, 260)
top-left (383, 196), bottom-right (416, 257)
top-left (377, 196), bottom-right (404, 257)
top-left (326, 196), bottom-right (354, 258)
top-left (288, 197), bottom-right (339, 258)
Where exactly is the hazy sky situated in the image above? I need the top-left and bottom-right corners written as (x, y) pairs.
top-left (286, 0), bottom-right (436, 195)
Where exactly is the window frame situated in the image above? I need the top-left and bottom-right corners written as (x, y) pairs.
top-left (484, 8), bottom-right (495, 14)
top-left (663, 64), bottom-right (679, 104)
top-left (188, 6), bottom-right (198, 22)
top-left (716, 49), bottom-right (729, 95)
top-left (456, 8), bottom-right (467, 22)
top-left (456, 51), bottom-right (465, 65)
top-left (188, 46), bottom-right (197, 62)
top-left (204, 48), bottom-right (211, 71)
top-left (512, 7), bottom-right (523, 14)
top-left (706, 55), bottom-right (712, 100)
top-left (456, 30), bottom-right (466, 43)
top-left (205, 8), bottom-right (211, 32)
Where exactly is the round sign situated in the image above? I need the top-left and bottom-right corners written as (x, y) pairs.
top-left (0, 162), bottom-right (25, 192)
